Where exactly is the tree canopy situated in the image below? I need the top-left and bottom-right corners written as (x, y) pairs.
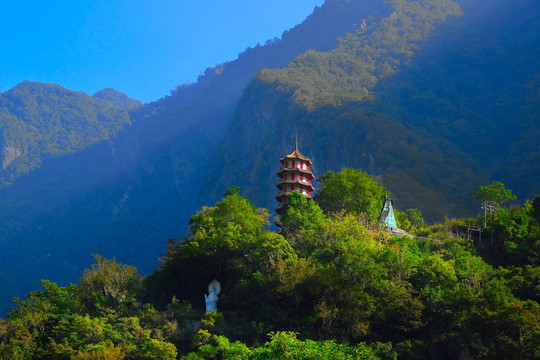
top-left (475, 181), bottom-right (517, 208)
top-left (314, 168), bottom-right (388, 222)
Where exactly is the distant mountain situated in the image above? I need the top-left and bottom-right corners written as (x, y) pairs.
top-left (93, 88), bottom-right (142, 109)
top-left (0, 0), bottom-right (539, 315)
top-left (0, 82), bottom-right (139, 186)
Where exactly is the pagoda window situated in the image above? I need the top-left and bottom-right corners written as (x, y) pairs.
top-left (300, 175), bottom-right (303, 181)
top-left (300, 162), bottom-right (304, 169)
top-left (292, 160), bottom-right (295, 168)
top-left (292, 185), bottom-right (295, 191)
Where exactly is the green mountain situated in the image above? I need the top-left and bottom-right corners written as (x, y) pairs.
top-left (375, 0), bottom-right (540, 201)
top-left (202, 0), bottom-right (540, 221)
top-left (0, 82), bottom-right (140, 186)
top-left (0, 0), bottom-right (539, 315)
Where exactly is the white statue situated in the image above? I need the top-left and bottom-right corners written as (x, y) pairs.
top-left (204, 279), bottom-right (221, 312)
top-left (360, 19), bottom-right (367, 31)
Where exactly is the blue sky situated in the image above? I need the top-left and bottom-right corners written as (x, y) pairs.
top-left (1, 0), bottom-right (323, 103)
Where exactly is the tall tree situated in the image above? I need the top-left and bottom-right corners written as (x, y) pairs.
top-left (474, 181), bottom-right (517, 209)
top-left (314, 168), bottom-right (388, 222)
top-left (78, 254), bottom-right (140, 314)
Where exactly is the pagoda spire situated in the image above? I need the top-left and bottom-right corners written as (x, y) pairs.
top-left (275, 142), bottom-right (315, 230)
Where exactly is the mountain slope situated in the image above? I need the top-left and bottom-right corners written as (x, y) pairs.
top-left (201, 0), bottom-right (540, 220)
top-left (0, 82), bottom-right (140, 186)
top-left (201, 0), bottom-right (476, 220)
top-left (374, 0), bottom-right (540, 200)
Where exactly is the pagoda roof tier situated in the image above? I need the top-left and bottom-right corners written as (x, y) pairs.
top-left (275, 181), bottom-right (315, 191)
top-left (279, 141), bottom-right (312, 166)
top-left (276, 167), bottom-right (314, 179)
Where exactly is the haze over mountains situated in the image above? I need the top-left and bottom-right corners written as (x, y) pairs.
top-left (0, 0), bottom-right (539, 314)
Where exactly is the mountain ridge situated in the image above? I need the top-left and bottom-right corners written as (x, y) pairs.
top-left (0, 81), bottom-right (140, 187)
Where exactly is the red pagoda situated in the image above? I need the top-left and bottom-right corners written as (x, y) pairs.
top-left (275, 141), bottom-right (315, 227)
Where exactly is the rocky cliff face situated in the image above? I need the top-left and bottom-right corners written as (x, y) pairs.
top-left (0, 131), bottom-right (23, 170)
top-left (1, 145), bottom-right (22, 169)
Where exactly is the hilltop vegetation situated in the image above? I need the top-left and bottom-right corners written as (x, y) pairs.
top-left (1, 169), bottom-right (538, 359)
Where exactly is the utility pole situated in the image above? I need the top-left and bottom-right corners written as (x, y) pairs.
top-left (481, 203), bottom-right (498, 227)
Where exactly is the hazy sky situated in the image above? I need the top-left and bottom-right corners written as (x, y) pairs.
top-left (1, 0), bottom-right (324, 103)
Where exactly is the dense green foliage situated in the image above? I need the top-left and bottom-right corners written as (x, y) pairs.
top-left (258, 0), bottom-right (462, 110)
top-left (0, 275), bottom-right (177, 359)
top-left (474, 181), bottom-right (517, 209)
top-left (1, 172), bottom-right (539, 358)
top-left (314, 168), bottom-right (388, 222)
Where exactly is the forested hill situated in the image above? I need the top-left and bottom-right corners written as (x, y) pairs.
top-left (375, 0), bottom-right (540, 203)
top-left (201, 0), bottom-right (540, 220)
top-left (0, 81), bottom-right (140, 186)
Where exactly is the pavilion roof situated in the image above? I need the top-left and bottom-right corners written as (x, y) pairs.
top-left (279, 140), bottom-right (312, 165)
